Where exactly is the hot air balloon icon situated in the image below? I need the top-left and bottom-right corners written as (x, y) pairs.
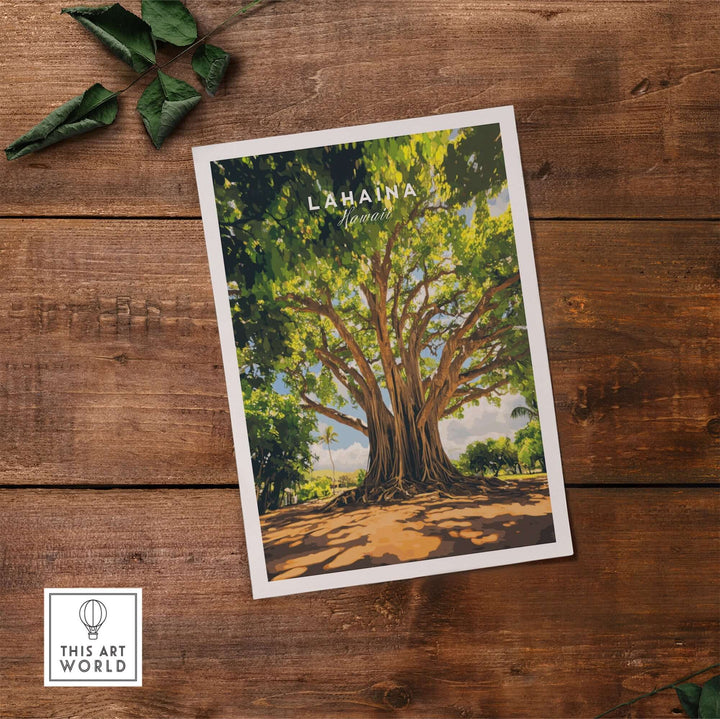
top-left (78, 599), bottom-right (107, 640)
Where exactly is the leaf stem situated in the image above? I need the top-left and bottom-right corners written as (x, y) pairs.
top-left (117, 0), bottom-right (269, 95)
top-left (593, 662), bottom-right (720, 719)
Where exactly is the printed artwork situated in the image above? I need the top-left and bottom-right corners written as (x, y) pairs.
top-left (194, 107), bottom-right (572, 597)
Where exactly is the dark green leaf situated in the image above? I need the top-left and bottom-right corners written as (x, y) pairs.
top-left (5, 84), bottom-right (118, 161)
top-left (62, 4), bottom-right (155, 72)
top-left (141, 0), bottom-right (197, 46)
top-left (192, 43), bottom-right (230, 95)
top-left (677, 683), bottom-right (703, 718)
top-left (136, 70), bottom-right (201, 148)
top-left (699, 676), bottom-right (720, 719)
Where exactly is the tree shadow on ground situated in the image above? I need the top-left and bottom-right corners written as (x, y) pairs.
top-left (261, 476), bottom-right (555, 581)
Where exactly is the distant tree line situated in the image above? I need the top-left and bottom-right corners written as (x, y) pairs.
top-left (457, 420), bottom-right (545, 477)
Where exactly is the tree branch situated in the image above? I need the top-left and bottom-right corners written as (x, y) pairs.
top-left (441, 378), bottom-right (510, 417)
top-left (279, 291), bottom-right (382, 398)
top-left (314, 345), bottom-right (367, 408)
top-left (417, 272), bottom-right (521, 427)
top-left (300, 393), bottom-right (369, 436)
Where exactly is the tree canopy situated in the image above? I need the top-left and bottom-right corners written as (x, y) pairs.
top-left (515, 419), bottom-right (546, 472)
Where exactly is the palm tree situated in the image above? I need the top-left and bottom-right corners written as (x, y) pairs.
top-left (321, 426), bottom-right (339, 491)
top-left (511, 397), bottom-right (539, 422)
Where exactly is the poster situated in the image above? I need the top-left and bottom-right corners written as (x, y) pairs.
top-left (194, 106), bottom-right (573, 598)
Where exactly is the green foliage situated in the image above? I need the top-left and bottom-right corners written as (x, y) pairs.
top-left (515, 419), bottom-right (545, 472)
top-left (136, 70), bottom-right (201, 149)
top-left (677, 683), bottom-right (703, 718)
top-left (698, 676), bottom-right (720, 718)
top-left (356, 469), bottom-right (367, 486)
top-left (214, 142), bottom-right (370, 381)
top-left (458, 436), bottom-right (519, 477)
top-left (62, 4), bottom-right (156, 72)
top-left (192, 43), bottom-right (231, 95)
top-left (458, 415), bottom-right (546, 478)
top-left (457, 440), bottom-right (492, 475)
top-left (444, 123), bottom-right (506, 203)
top-left (510, 396), bottom-right (538, 422)
top-left (6, 1), bottom-right (262, 159)
top-left (243, 383), bottom-right (317, 514)
top-left (4, 83), bottom-right (118, 161)
top-left (296, 475), bottom-right (332, 502)
top-left (141, 0), bottom-right (197, 46)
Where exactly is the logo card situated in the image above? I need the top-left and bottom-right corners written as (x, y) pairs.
top-left (44, 588), bottom-right (142, 687)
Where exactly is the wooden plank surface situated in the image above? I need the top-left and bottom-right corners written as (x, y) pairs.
top-left (537, 221), bottom-right (720, 484)
top-left (0, 487), bottom-right (717, 718)
top-left (0, 219), bottom-right (717, 486)
top-left (1, 1), bottom-right (718, 716)
top-left (0, 0), bottom-right (718, 218)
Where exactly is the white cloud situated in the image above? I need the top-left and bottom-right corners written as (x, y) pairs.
top-left (489, 187), bottom-right (510, 217)
top-left (439, 394), bottom-right (524, 459)
top-left (312, 441), bottom-right (369, 472)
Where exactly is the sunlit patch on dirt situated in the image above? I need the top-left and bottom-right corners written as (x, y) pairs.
top-left (260, 475), bottom-right (555, 580)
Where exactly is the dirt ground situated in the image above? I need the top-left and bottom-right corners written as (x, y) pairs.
top-left (260, 475), bottom-right (555, 580)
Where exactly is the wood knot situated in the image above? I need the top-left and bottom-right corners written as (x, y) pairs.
top-left (563, 295), bottom-right (589, 315)
top-left (571, 403), bottom-right (594, 425)
top-left (534, 160), bottom-right (552, 181)
top-left (128, 551), bottom-right (145, 563)
top-left (370, 681), bottom-right (412, 711)
top-left (706, 417), bottom-right (720, 438)
top-left (533, 9), bottom-right (562, 20)
top-left (631, 78), bottom-right (651, 96)
top-left (113, 353), bottom-right (128, 364)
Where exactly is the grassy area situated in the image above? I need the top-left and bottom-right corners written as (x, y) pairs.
top-left (306, 468), bottom-right (363, 485)
top-left (291, 469), bottom-right (364, 504)
top-left (291, 469), bottom-right (545, 507)
top-left (496, 471), bottom-right (547, 481)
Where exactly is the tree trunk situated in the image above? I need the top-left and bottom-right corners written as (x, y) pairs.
top-left (268, 477), bottom-right (283, 511)
top-left (364, 417), bottom-right (490, 501)
top-left (257, 479), bottom-right (271, 515)
top-left (328, 446), bottom-right (336, 491)
top-left (328, 393), bottom-right (489, 507)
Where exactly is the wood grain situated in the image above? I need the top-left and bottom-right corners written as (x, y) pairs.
top-left (537, 221), bottom-right (720, 484)
top-left (0, 219), bottom-right (716, 486)
top-left (0, 0), bottom-right (718, 218)
top-left (0, 219), bottom-right (234, 485)
top-left (0, 487), bottom-right (717, 718)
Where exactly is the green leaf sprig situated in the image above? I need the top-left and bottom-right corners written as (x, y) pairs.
top-left (594, 664), bottom-right (720, 719)
top-left (5, 0), bottom-right (265, 160)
